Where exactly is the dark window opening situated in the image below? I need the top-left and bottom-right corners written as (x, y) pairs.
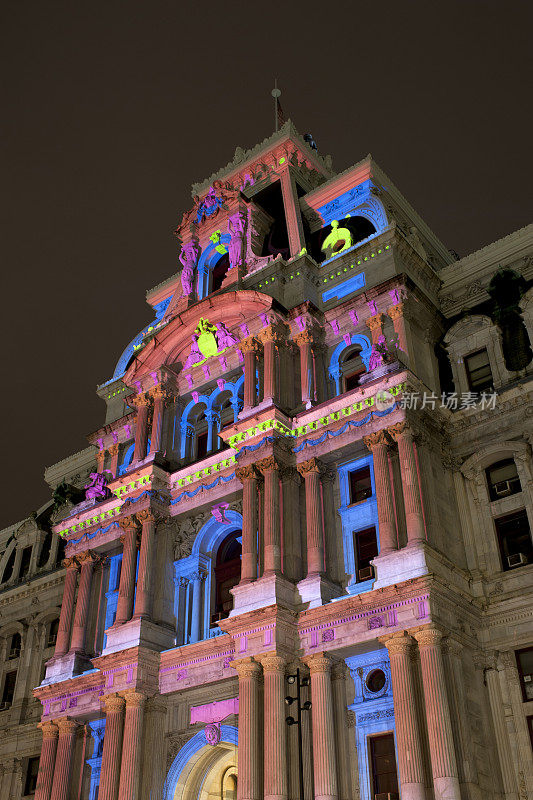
top-left (1, 670), bottom-right (17, 708)
top-left (486, 459), bottom-right (521, 501)
top-left (47, 618), bottom-right (59, 648)
top-left (212, 532), bottom-right (242, 624)
top-left (8, 633), bottom-right (21, 659)
top-left (349, 466), bottom-right (372, 504)
top-left (211, 253), bottom-right (230, 293)
top-left (369, 732), bottom-right (399, 799)
top-left (354, 526), bottom-right (378, 581)
top-left (342, 347), bottom-right (365, 392)
top-left (487, 269), bottom-right (533, 371)
top-left (38, 533), bottom-right (52, 568)
top-left (24, 756), bottom-right (40, 795)
top-left (2, 549), bottom-right (16, 584)
top-left (516, 648), bottom-right (533, 702)
top-left (196, 430), bottom-right (208, 461)
top-left (19, 546), bottom-right (32, 580)
top-left (495, 510), bottom-right (532, 570)
top-left (56, 538), bottom-right (66, 566)
top-left (253, 181), bottom-right (290, 260)
top-left (464, 349), bottom-right (493, 393)
top-left (366, 669), bottom-right (386, 694)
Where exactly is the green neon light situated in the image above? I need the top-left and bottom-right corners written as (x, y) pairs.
top-left (279, 157), bottom-right (286, 165)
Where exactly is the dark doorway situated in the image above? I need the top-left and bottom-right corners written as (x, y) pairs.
top-left (369, 732), bottom-right (399, 799)
top-left (212, 532), bottom-right (242, 624)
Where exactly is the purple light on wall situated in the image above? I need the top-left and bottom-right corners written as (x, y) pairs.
top-left (150, 371), bottom-right (158, 385)
top-left (349, 310), bottom-right (359, 327)
top-left (217, 378), bottom-right (225, 391)
top-left (192, 391), bottom-right (199, 404)
top-left (203, 365), bottom-right (210, 379)
top-left (389, 288), bottom-right (401, 305)
top-left (112, 431), bottom-right (118, 444)
top-left (124, 424), bottom-right (132, 439)
top-left (367, 300), bottom-right (378, 316)
top-left (294, 315), bottom-right (306, 332)
top-left (343, 333), bottom-right (351, 346)
top-left (219, 357), bottom-right (227, 370)
top-left (240, 324), bottom-right (249, 337)
top-left (186, 374), bottom-right (194, 390)
top-left (134, 381), bottom-right (142, 393)
top-left (330, 319), bottom-right (340, 335)
top-left (97, 438), bottom-right (104, 450)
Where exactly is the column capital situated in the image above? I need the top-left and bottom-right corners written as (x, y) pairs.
top-left (120, 689), bottom-right (148, 708)
top-left (258, 654), bottom-right (286, 673)
top-left (54, 717), bottom-right (79, 735)
top-left (294, 329), bottom-right (315, 347)
top-left (279, 464), bottom-right (302, 484)
top-left (442, 637), bottom-right (463, 657)
top-left (303, 652), bottom-right (332, 674)
top-left (366, 312), bottom-right (385, 331)
top-left (387, 303), bottom-right (405, 321)
top-left (388, 420), bottom-right (415, 441)
top-left (363, 429), bottom-right (391, 451)
top-left (130, 392), bottom-right (151, 408)
top-left (412, 624), bottom-right (444, 648)
top-left (148, 384), bottom-right (169, 402)
top-left (381, 632), bottom-right (415, 656)
top-left (76, 549), bottom-right (99, 567)
top-left (101, 692), bottom-right (126, 713)
top-left (231, 657), bottom-right (262, 679)
top-left (330, 660), bottom-right (348, 681)
top-left (38, 721), bottom-right (59, 739)
top-left (238, 335), bottom-right (260, 354)
top-left (258, 325), bottom-right (283, 345)
top-left (108, 443), bottom-right (120, 457)
top-left (136, 508), bottom-right (160, 526)
top-left (119, 514), bottom-right (140, 532)
top-left (297, 457), bottom-right (324, 478)
top-left (235, 464), bottom-right (258, 482)
top-left (62, 556), bottom-right (79, 571)
top-left (256, 455), bottom-right (279, 475)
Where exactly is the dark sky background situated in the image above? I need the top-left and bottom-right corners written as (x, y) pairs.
top-left (1, 1), bottom-right (531, 529)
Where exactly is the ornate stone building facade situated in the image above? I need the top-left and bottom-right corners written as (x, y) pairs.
top-left (1, 121), bottom-right (532, 800)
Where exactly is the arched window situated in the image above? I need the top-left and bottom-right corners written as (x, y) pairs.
top-left (8, 633), bottom-right (21, 659)
top-left (342, 346), bottom-right (365, 391)
top-left (211, 253), bottom-right (230, 293)
top-left (212, 532), bottom-right (242, 625)
top-left (2, 548), bottom-right (16, 584)
top-left (38, 533), bottom-right (53, 568)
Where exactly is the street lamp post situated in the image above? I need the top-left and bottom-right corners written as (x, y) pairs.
top-left (285, 668), bottom-right (312, 800)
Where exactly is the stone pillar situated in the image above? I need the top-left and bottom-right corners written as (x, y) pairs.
top-left (366, 313), bottom-right (384, 344)
top-left (261, 655), bottom-right (288, 800)
top-left (132, 394), bottom-right (150, 463)
top-left (281, 467), bottom-right (302, 582)
top-left (99, 694), bottom-right (125, 800)
top-left (236, 466), bottom-right (258, 583)
top-left (96, 449), bottom-right (106, 474)
top-left (35, 722), bottom-right (59, 800)
top-left (279, 168), bottom-right (306, 257)
top-left (118, 690), bottom-right (146, 800)
top-left (109, 444), bottom-right (120, 478)
top-left (331, 662), bottom-right (352, 800)
top-left (234, 658), bottom-right (262, 800)
top-left (390, 422), bottom-right (425, 545)
top-left (190, 571), bottom-right (205, 642)
top-left (295, 331), bottom-right (314, 408)
top-left (297, 458), bottom-right (325, 576)
top-left (482, 657), bottom-right (518, 799)
top-left (257, 456), bottom-right (281, 575)
top-left (54, 558), bottom-right (79, 657)
top-left (50, 718), bottom-right (78, 800)
top-left (413, 626), bottom-right (461, 800)
top-left (115, 516), bottom-right (140, 625)
top-left (305, 653), bottom-right (338, 800)
top-left (383, 634), bottom-right (427, 800)
top-left (149, 386), bottom-right (166, 454)
top-left (70, 551), bottom-right (97, 654)
top-left (259, 326), bottom-right (279, 402)
top-left (240, 337), bottom-right (259, 411)
top-left (363, 430), bottom-right (398, 553)
top-left (133, 510), bottom-right (158, 620)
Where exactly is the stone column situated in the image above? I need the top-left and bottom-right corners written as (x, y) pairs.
top-left (50, 718), bottom-right (78, 800)
top-left (115, 516), bottom-right (140, 625)
top-left (133, 510), bottom-right (158, 620)
top-left (383, 634), bottom-right (427, 800)
top-left (279, 168), bottom-right (306, 257)
top-left (35, 722), bottom-right (59, 800)
top-left (118, 690), bottom-right (146, 800)
top-left (305, 653), bottom-right (338, 800)
top-left (96, 449), bottom-right (106, 474)
top-left (54, 558), bottom-right (79, 657)
top-left (295, 330), bottom-right (314, 407)
top-left (297, 458), bottom-right (325, 576)
top-left (261, 655), bottom-right (288, 800)
top-left (190, 571), bottom-right (205, 642)
top-left (70, 551), bottom-right (97, 654)
top-left (109, 444), bottom-right (120, 478)
top-left (240, 337), bottom-right (259, 411)
top-left (99, 694), bottom-right (125, 800)
top-left (236, 466), bottom-right (258, 583)
top-left (413, 626), bottom-right (461, 800)
top-left (390, 422), bottom-right (425, 545)
top-left (234, 658), bottom-right (262, 800)
top-left (132, 394), bottom-right (150, 463)
top-left (481, 654), bottom-right (518, 799)
top-left (281, 467), bottom-right (302, 582)
top-left (331, 661), bottom-right (352, 800)
top-left (257, 456), bottom-right (281, 575)
top-left (366, 313), bottom-right (384, 344)
top-left (364, 430), bottom-right (398, 554)
top-left (259, 326), bottom-right (279, 402)
top-left (149, 386), bottom-right (166, 454)
top-left (388, 303), bottom-right (409, 355)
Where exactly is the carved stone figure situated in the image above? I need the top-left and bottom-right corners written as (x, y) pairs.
top-left (84, 472), bottom-right (110, 501)
top-left (228, 211), bottom-right (247, 270)
top-left (184, 335), bottom-right (203, 368)
top-left (216, 322), bottom-right (239, 349)
top-left (179, 241), bottom-right (200, 296)
top-left (321, 219), bottom-right (353, 259)
top-left (368, 335), bottom-right (391, 371)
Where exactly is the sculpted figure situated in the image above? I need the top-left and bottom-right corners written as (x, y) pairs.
top-left (216, 322), bottom-right (239, 349)
top-left (321, 219), bottom-right (353, 258)
top-left (228, 211), bottom-right (247, 270)
top-left (184, 334), bottom-right (203, 368)
top-left (85, 472), bottom-right (110, 500)
top-left (368, 335), bottom-right (391, 371)
top-left (179, 241), bottom-right (200, 296)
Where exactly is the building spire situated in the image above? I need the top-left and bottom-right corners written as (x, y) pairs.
top-left (271, 80), bottom-right (285, 132)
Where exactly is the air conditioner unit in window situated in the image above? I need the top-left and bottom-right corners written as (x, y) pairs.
top-left (494, 480), bottom-right (512, 497)
top-left (358, 566), bottom-right (375, 581)
top-left (47, 634), bottom-right (57, 647)
top-left (507, 553), bottom-right (528, 568)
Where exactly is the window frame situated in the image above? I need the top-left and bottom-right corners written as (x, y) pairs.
top-left (464, 348), bottom-right (494, 393)
top-left (494, 509), bottom-right (533, 571)
top-left (515, 647), bottom-right (533, 703)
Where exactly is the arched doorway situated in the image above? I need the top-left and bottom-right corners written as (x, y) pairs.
top-left (164, 726), bottom-right (238, 800)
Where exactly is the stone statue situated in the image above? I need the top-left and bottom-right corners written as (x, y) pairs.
top-left (228, 211), bottom-right (247, 270)
top-left (84, 472), bottom-right (111, 501)
top-left (321, 220), bottom-right (353, 259)
top-left (184, 334), bottom-right (203, 368)
top-left (179, 241), bottom-right (200, 297)
top-left (368, 335), bottom-right (391, 371)
top-left (216, 322), bottom-right (239, 349)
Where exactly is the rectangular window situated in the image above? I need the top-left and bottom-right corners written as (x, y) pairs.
top-left (24, 756), bottom-right (40, 795)
top-left (19, 546), bottom-right (33, 579)
top-left (1, 670), bottom-right (17, 707)
top-left (369, 732), bottom-right (399, 799)
top-left (486, 459), bottom-right (522, 501)
top-left (527, 716), bottom-right (533, 753)
top-left (47, 619), bottom-right (59, 648)
top-left (354, 526), bottom-right (378, 581)
top-left (196, 431), bottom-right (208, 461)
top-left (464, 349), bottom-right (493, 393)
top-left (516, 648), bottom-right (533, 702)
top-left (494, 510), bottom-right (533, 570)
top-left (349, 466), bottom-right (372, 504)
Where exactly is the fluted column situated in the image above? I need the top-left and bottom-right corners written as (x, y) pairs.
top-left (70, 551), bottom-right (97, 654)
top-left (35, 722), bottom-right (58, 800)
top-left (240, 337), bottom-right (259, 410)
top-left (366, 313), bottom-right (384, 344)
top-left (234, 658), bottom-right (262, 800)
top-left (109, 444), bottom-right (120, 478)
top-left (236, 466), bottom-right (258, 583)
top-left (54, 558), bottom-right (79, 657)
top-left (259, 327), bottom-right (280, 402)
top-left (305, 653), bottom-right (338, 800)
top-left (99, 694), bottom-right (125, 800)
top-left (331, 662), bottom-right (352, 800)
top-left (297, 458), bottom-right (325, 576)
top-left (295, 330), bottom-right (314, 407)
top-left (149, 386), bottom-right (166, 454)
top-left (96, 449), bottom-right (106, 474)
top-left (115, 516), bottom-right (140, 625)
top-left (132, 394), bottom-right (150, 463)
top-left (257, 457), bottom-right (281, 575)
top-left (50, 718), bottom-right (78, 800)
top-left (413, 626), bottom-right (461, 800)
top-left (118, 690), bottom-right (146, 800)
top-left (133, 510), bottom-right (158, 620)
top-left (383, 634), bottom-right (427, 800)
top-left (261, 655), bottom-right (288, 800)
top-left (388, 303), bottom-right (408, 354)
top-left (364, 430), bottom-right (398, 553)
top-left (390, 422), bottom-right (425, 545)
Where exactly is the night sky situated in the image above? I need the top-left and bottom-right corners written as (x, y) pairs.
top-left (1, 1), bottom-right (531, 529)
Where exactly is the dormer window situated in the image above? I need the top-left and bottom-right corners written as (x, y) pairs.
top-left (486, 459), bottom-right (521, 501)
top-left (464, 349), bottom-right (493, 393)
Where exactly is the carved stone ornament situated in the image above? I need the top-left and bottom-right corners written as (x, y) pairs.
top-left (204, 722), bottom-right (222, 746)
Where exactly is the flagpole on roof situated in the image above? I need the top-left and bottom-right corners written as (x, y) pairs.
top-left (272, 80), bottom-right (281, 132)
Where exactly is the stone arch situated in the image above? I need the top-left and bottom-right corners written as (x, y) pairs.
top-left (0, 538), bottom-right (18, 584)
top-left (164, 725), bottom-right (238, 800)
top-left (328, 334), bottom-right (372, 394)
top-left (444, 314), bottom-right (513, 391)
top-left (461, 440), bottom-right (530, 474)
top-left (197, 234), bottom-right (232, 299)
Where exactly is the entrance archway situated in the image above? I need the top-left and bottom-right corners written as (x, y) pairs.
top-left (164, 725), bottom-right (238, 800)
